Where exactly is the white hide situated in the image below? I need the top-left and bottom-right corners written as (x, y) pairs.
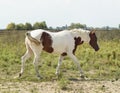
top-left (28, 29), bottom-right (90, 54)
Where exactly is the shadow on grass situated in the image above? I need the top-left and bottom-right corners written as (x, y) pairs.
top-left (68, 77), bottom-right (119, 82)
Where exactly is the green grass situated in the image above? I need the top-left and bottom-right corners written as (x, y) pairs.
top-left (0, 31), bottom-right (120, 90)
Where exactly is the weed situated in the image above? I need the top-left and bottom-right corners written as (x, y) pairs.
top-left (58, 77), bottom-right (70, 90)
top-left (30, 86), bottom-right (39, 93)
top-left (99, 85), bottom-right (106, 92)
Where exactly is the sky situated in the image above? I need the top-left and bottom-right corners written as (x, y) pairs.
top-left (0, 0), bottom-right (120, 29)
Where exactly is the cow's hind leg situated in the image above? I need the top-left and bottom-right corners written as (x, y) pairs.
top-left (19, 43), bottom-right (32, 77)
top-left (30, 44), bottom-right (42, 79)
top-left (33, 53), bottom-right (41, 78)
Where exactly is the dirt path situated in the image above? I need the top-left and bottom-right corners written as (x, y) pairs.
top-left (0, 79), bottom-right (120, 93)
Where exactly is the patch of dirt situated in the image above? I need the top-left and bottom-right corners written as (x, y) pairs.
top-left (0, 79), bottom-right (120, 93)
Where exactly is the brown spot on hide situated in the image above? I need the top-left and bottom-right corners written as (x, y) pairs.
top-left (89, 32), bottom-right (99, 51)
top-left (61, 52), bottom-right (67, 56)
top-left (40, 32), bottom-right (54, 53)
top-left (73, 37), bottom-right (84, 54)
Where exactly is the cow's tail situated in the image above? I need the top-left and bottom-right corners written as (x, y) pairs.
top-left (25, 31), bottom-right (40, 45)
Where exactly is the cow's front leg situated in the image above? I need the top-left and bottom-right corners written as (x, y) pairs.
top-left (56, 55), bottom-right (65, 75)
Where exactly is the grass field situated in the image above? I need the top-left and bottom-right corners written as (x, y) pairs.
top-left (0, 31), bottom-right (120, 93)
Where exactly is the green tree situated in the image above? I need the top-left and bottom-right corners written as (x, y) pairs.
top-left (33, 21), bottom-right (47, 29)
top-left (24, 22), bottom-right (33, 30)
top-left (15, 23), bottom-right (25, 30)
top-left (33, 22), bottom-right (40, 29)
top-left (6, 22), bottom-right (15, 30)
top-left (40, 21), bottom-right (47, 29)
top-left (68, 23), bottom-right (86, 29)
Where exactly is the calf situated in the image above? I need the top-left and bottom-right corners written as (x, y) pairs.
top-left (19, 29), bottom-right (99, 79)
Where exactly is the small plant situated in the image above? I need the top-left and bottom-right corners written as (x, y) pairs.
top-left (58, 77), bottom-right (69, 90)
top-left (30, 86), bottom-right (39, 93)
top-left (99, 85), bottom-right (106, 92)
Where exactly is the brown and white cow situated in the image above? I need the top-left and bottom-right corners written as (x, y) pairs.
top-left (19, 29), bottom-right (99, 79)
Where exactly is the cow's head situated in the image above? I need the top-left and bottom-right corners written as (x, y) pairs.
top-left (89, 31), bottom-right (99, 51)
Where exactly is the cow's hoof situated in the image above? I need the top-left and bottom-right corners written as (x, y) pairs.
top-left (19, 73), bottom-right (22, 78)
top-left (37, 75), bottom-right (43, 79)
top-left (80, 75), bottom-right (85, 79)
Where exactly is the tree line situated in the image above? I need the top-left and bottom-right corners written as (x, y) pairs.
top-left (6, 21), bottom-right (120, 31)
top-left (6, 21), bottom-right (47, 30)
top-left (6, 21), bottom-right (87, 31)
